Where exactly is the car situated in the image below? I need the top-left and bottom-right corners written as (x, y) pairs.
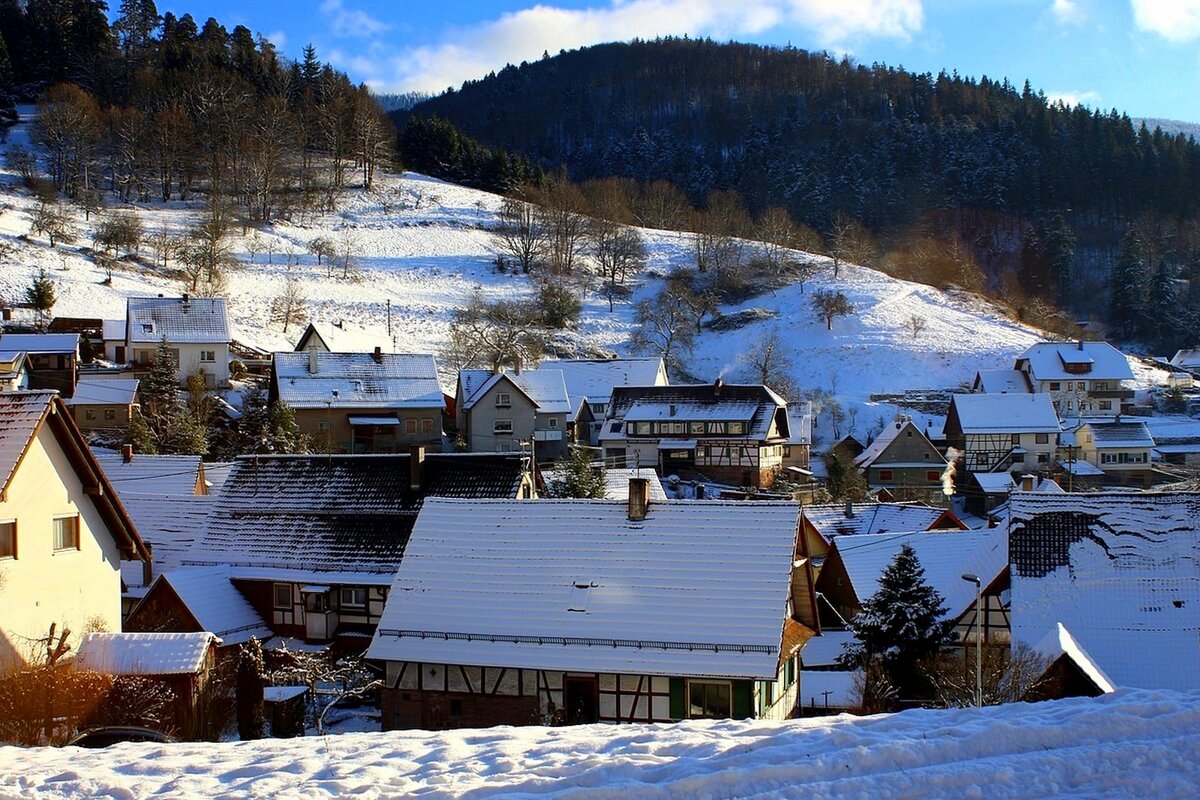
top-left (67, 726), bottom-right (175, 748)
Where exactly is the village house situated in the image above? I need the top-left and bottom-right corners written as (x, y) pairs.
top-left (538, 358), bottom-right (669, 444)
top-left (367, 486), bottom-right (806, 730)
top-left (111, 295), bottom-right (232, 387)
top-left (0, 333), bottom-right (79, 397)
top-left (1009, 492), bottom-right (1200, 691)
top-left (159, 450), bottom-right (535, 651)
top-left (944, 393), bottom-right (1061, 477)
top-left (293, 320), bottom-right (393, 355)
top-left (271, 350), bottom-right (446, 453)
top-left (971, 368), bottom-right (1033, 395)
top-left (1059, 420), bottom-right (1157, 488)
top-left (0, 391), bottom-right (149, 670)
top-left (126, 566), bottom-right (273, 647)
top-left (64, 378), bottom-right (140, 431)
top-left (1013, 340), bottom-right (1135, 419)
top-left (1168, 348), bottom-right (1200, 375)
top-left (853, 417), bottom-right (948, 498)
top-left (1023, 623), bottom-right (1117, 702)
top-left (456, 367), bottom-right (578, 461)
top-left (74, 631), bottom-right (222, 740)
top-left (599, 380), bottom-right (791, 487)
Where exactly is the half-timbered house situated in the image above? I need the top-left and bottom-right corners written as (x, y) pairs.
top-left (944, 393), bottom-right (1060, 477)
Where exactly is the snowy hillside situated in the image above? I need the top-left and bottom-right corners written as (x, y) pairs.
top-left (0, 106), bottom-right (1164, 445)
top-left (1, 690), bottom-right (1197, 798)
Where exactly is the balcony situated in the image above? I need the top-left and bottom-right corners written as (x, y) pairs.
top-left (1089, 389), bottom-right (1135, 400)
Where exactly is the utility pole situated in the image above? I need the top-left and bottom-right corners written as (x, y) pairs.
top-left (962, 573), bottom-right (983, 707)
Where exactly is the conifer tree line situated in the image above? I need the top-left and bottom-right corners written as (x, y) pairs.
top-left (400, 38), bottom-right (1200, 345)
top-left (1, 0), bottom-right (394, 220)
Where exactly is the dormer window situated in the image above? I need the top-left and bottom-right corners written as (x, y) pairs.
top-left (141, 323), bottom-right (154, 335)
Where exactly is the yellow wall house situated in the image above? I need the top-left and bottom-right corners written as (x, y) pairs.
top-left (0, 391), bottom-right (148, 670)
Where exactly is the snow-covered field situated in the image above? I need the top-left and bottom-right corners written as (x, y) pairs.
top-left (0, 106), bottom-right (1167, 444)
top-left (0, 690), bottom-right (1197, 798)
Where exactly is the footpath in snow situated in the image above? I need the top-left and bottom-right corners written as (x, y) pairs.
top-left (0, 689), bottom-right (1197, 799)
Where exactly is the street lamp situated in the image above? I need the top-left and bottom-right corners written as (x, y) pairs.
top-left (961, 573), bottom-right (982, 708)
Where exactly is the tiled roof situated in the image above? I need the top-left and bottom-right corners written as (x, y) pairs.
top-left (602, 383), bottom-right (788, 443)
top-left (93, 450), bottom-right (202, 496)
top-left (294, 321), bottom-right (392, 354)
top-left (126, 296), bottom-right (230, 344)
top-left (117, 493), bottom-right (212, 585)
top-left (186, 454), bottom-right (528, 576)
top-left (951, 393), bottom-right (1061, 434)
top-left (1016, 341), bottom-right (1134, 382)
top-left (76, 632), bottom-right (218, 675)
top-left (802, 502), bottom-right (957, 542)
top-left (64, 378), bottom-right (139, 407)
top-left (367, 498), bottom-right (800, 678)
top-left (0, 390), bottom-right (55, 495)
top-left (273, 352), bottom-right (443, 410)
top-left (1086, 421), bottom-right (1155, 449)
top-left (0, 333), bottom-right (79, 354)
top-left (460, 369), bottom-right (572, 414)
top-left (153, 567), bottom-right (272, 645)
top-left (974, 369), bottom-right (1031, 394)
top-left (1010, 492), bottom-right (1200, 691)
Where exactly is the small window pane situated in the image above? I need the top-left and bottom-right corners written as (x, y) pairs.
top-left (52, 517), bottom-right (79, 551)
top-left (274, 583), bottom-right (292, 608)
top-left (0, 522), bottom-right (14, 558)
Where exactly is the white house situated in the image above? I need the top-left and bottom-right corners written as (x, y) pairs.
top-left (117, 295), bottom-right (231, 387)
top-left (1013, 341), bottom-right (1135, 419)
top-left (944, 393), bottom-right (1061, 475)
top-left (0, 391), bottom-right (149, 669)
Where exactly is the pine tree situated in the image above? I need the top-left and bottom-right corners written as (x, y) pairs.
top-left (840, 544), bottom-right (955, 701)
top-left (24, 269), bottom-right (56, 329)
top-left (553, 446), bottom-right (607, 498)
top-left (1043, 214), bottom-right (1075, 303)
top-left (140, 338), bottom-right (179, 420)
top-left (268, 400), bottom-right (304, 453)
top-left (1147, 258), bottom-right (1180, 350)
top-left (1109, 229), bottom-right (1147, 341)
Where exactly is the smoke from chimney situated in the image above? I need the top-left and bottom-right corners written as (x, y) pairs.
top-left (941, 447), bottom-right (962, 496)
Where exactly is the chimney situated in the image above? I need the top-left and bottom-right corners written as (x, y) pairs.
top-left (713, 377), bottom-right (725, 398)
top-left (1077, 339), bottom-right (1084, 351)
top-left (987, 515), bottom-right (999, 529)
top-left (513, 355), bottom-right (522, 376)
top-left (122, 444), bottom-right (134, 463)
top-left (410, 444), bottom-right (426, 491)
top-left (308, 349), bottom-right (318, 374)
top-left (1020, 473), bottom-right (1035, 491)
top-left (141, 540), bottom-right (154, 587)
top-left (844, 500), bottom-right (855, 518)
top-left (372, 346), bottom-right (382, 364)
top-left (669, 403), bottom-right (677, 417)
top-left (627, 477), bottom-right (650, 521)
top-left (181, 293), bottom-right (190, 313)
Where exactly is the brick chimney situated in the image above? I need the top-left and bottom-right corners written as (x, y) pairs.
top-left (141, 541), bottom-right (153, 587)
top-left (628, 477), bottom-right (650, 521)
top-left (1020, 473), bottom-right (1035, 491)
top-left (713, 377), bottom-right (725, 398)
top-left (844, 500), bottom-right (855, 518)
top-left (372, 346), bottom-right (383, 364)
top-left (122, 444), bottom-right (134, 463)
top-left (410, 444), bottom-right (426, 491)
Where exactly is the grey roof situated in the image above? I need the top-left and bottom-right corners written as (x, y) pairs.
top-left (118, 493), bottom-right (213, 584)
top-left (65, 378), bottom-right (139, 407)
top-left (974, 369), bottom-right (1031, 394)
top-left (540, 358), bottom-right (668, 405)
top-left (0, 391), bottom-right (55, 495)
top-left (186, 453), bottom-right (529, 577)
top-left (1086, 421), bottom-right (1155, 449)
top-left (274, 352), bottom-right (444, 410)
top-left (1015, 341), bottom-right (1134, 382)
top-left (1010, 492), bottom-right (1200, 691)
top-left (126, 296), bottom-right (231, 344)
top-left (93, 450), bottom-right (203, 496)
top-left (0, 333), bottom-right (79, 355)
top-left (802, 502), bottom-right (958, 542)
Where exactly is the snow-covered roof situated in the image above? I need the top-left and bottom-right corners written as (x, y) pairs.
top-left (75, 632), bottom-right (219, 675)
top-left (93, 450), bottom-right (203, 495)
top-left (974, 369), bottom-right (1031, 394)
top-left (540, 358), bottom-right (668, 406)
top-left (202, 461), bottom-right (235, 493)
top-left (460, 369), bottom-right (573, 415)
top-left (854, 419), bottom-right (945, 469)
top-left (950, 393), bottom-right (1061, 434)
top-left (263, 685), bottom-right (308, 702)
top-left (0, 332), bottom-right (79, 354)
top-left (786, 402), bottom-right (812, 446)
top-left (186, 454), bottom-right (529, 577)
top-left (126, 296), bottom-right (230, 344)
top-left (64, 378), bottom-right (139, 407)
top-left (799, 630), bottom-right (855, 667)
top-left (1010, 492), bottom-right (1200, 691)
top-left (294, 321), bottom-right (392, 354)
top-left (0, 391), bottom-right (56, 495)
top-left (1083, 421), bottom-right (1155, 449)
top-left (368, 498), bottom-right (800, 679)
top-left (149, 566), bottom-right (272, 645)
top-left (973, 472), bottom-right (1016, 494)
top-left (602, 383), bottom-right (788, 443)
top-left (101, 319), bottom-right (125, 341)
top-left (832, 528), bottom-right (1008, 616)
top-left (1170, 349), bottom-right (1200, 370)
top-left (601, 468), bottom-right (668, 501)
top-left (1015, 341), bottom-right (1134, 382)
top-left (273, 351), bottom-right (444, 410)
top-left (118, 492), bottom-right (212, 584)
top-left (801, 502), bottom-right (958, 542)
top-left (1033, 623), bottom-right (1116, 695)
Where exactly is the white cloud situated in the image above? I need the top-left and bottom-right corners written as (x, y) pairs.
top-left (1051, 0), bottom-right (1084, 25)
top-left (330, 0), bottom-right (923, 93)
top-left (265, 29), bottom-right (287, 48)
top-left (1131, 0), bottom-right (1200, 42)
top-left (1046, 90), bottom-right (1102, 107)
top-left (320, 0), bottom-right (390, 39)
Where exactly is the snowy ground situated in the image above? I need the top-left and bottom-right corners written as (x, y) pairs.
top-left (0, 690), bottom-right (1197, 798)
top-left (0, 106), bottom-right (1170, 446)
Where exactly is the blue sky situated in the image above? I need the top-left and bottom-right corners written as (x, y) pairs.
top-left (157, 0), bottom-right (1200, 121)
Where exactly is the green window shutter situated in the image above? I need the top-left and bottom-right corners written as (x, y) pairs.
top-left (669, 678), bottom-right (685, 720)
top-left (732, 681), bottom-right (753, 719)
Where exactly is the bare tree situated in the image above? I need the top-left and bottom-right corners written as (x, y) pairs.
top-left (448, 290), bottom-right (545, 372)
top-left (530, 179), bottom-right (589, 276)
top-left (31, 201), bottom-right (75, 248)
top-left (630, 283), bottom-right (698, 374)
top-left (586, 219), bottom-right (646, 311)
top-left (740, 328), bottom-right (798, 399)
top-left (307, 236), bottom-right (336, 269)
top-left (904, 314), bottom-right (929, 340)
top-left (337, 228), bottom-right (361, 280)
top-left (811, 289), bottom-right (855, 331)
top-left (270, 277), bottom-right (308, 333)
top-left (632, 179), bottom-right (690, 230)
top-left (148, 224), bottom-right (179, 269)
top-left (179, 206), bottom-right (237, 295)
top-left (266, 647), bottom-right (382, 735)
top-left (493, 197), bottom-right (545, 274)
top-left (827, 212), bottom-right (878, 278)
top-left (925, 643), bottom-right (1049, 708)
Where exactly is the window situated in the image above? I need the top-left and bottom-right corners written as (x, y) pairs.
top-left (635, 422), bottom-right (651, 435)
top-left (707, 421), bottom-right (725, 434)
top-left (728, 421), bottom-right (746, 435)
top-left (879, 469), bottom-right (894, 481)
top-left (783, 446), bottom-right (792, 457)
top-left (1035, 433), bottom-right (1049, 444)
top-left (273, 583), bottom-right (292, 608)
top-left (0, 521), bottom-right (14, 559)
top-left (140, 323), bottom-right (154, 335)
top-left (200, 350), bottom-right (216, 363)
top-left (1076, 381), bottom-right (1086, 390)
top-left (52, 516), bottom-right (79, 551)
top-left (317, 421), bottom-right (330, 432)
top-left (1099, 401), bottom-right (1112, 411)
top-left (405, 418), bottom-right (417, 434)
top-left (339, 587), bottom-right (367, 608)
top-left (421, 418), bottom-right (434, 433)
top-left (1037, 453), bottom-right (1050, 464)
top-left (689, 422), bottom-right (705, 435)
top-left (85, 409), bottom-right (96, 420)
top-left (926, 470), bottom-right (941, 482)
top-left (1010, 434), bottom-right (1021, 446)
top-left (495, 392), bottom-right (512, 408)
top-left (104, 409), bottom-right (115, 421)
top-left (494, 419), bottom-right (514, 433)
top-left (688, 680), bottom-right (732, 719)
top-left (549, 417), bottom-right (559, 429)
top-left (1049, 382), bottom-right (1061, 391)
top-left (783, 657), bottom-right (796, 688)
top-left (1066, 400), bottom-right (1075, 410)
